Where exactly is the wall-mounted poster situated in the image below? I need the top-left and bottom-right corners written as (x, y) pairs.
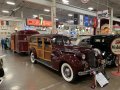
top-left (84, 15), bottom-right (89, 27)
top-left (79, 15), bottom-right (84, 26)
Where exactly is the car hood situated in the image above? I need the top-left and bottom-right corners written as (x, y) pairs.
top-left (63, 45), bottom-right (92, 53)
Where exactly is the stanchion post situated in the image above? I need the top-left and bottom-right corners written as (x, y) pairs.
top-left (91, 71), bottom-right (97, 89)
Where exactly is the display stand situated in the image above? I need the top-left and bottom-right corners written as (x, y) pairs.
top-left (91, 71), bottom-right (97, 89)
top-left (111, 55), bottom-right (120, 76)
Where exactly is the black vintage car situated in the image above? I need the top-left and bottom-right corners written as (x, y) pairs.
top-left (0, 55), bottom-right (5, 78)
top-left (78, 35), bottom-right (120, 66)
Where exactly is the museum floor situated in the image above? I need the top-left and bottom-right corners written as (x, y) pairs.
top-left (0, 49), bottom-right (120, 90)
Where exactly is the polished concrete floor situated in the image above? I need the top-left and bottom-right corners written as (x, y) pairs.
top-left (0, 50), bottom-right (120, 90)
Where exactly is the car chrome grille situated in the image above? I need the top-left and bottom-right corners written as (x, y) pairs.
top-left (86, 50), bottom-right (97, 68)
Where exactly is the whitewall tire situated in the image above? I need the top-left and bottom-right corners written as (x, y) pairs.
top-left (61, 63), bottom-right (75, 82)
top-left (115, 59), bottom-right (119, 67)
top-left (30, 52), bottom-right (36, 64)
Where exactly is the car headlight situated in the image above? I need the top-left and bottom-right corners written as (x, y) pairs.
top-left (82, 54), bottom-right (86, 60)
top-left (95, 52), bottom-right (98, 56)
top-left (93, 48), bottom-right (101, 56)
top-left (102, 52), bottom-right (105, 56)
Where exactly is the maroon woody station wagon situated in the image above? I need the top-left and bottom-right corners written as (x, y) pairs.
top-left (29, 34), bottom-right (105, 82)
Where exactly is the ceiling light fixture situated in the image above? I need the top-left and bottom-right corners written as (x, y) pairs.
top-left (62, 0), bottom-right (69, 5)
top-left (2, 10), bottom-right (10, 13)
top-left (88, 7), bottom-right (94, 11)
top-left (68, 14), bottom-right (73, 17)
top-left (6, 1), bottom-right (15, 5)
top-left (44, 9), bottom-right (50, 12)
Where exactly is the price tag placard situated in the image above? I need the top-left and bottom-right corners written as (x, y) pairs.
top-left (96, 73), bottom-right (109, 87)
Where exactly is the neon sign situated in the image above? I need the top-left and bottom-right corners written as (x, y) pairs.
top-left (26, 18), bottom-right (52, 27)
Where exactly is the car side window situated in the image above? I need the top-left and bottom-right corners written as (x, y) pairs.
top-left (94, 38), bottom-right (101, 43)
top-left (38, 38), bottom-right (42, 48)
top-left (30, 37), bottom-right (36, 43)
top-left (52, 36), bottom-right (63, 45)
top-left (44, 38), bottom-right (51, 47)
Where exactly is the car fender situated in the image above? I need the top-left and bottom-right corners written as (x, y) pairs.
top-left (29, 47), bottom-right (37, 58)
top-left (51, 53), bottom-right (83, 74)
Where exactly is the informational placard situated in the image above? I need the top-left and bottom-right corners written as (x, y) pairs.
top-left (111, 38), bottom-right (120, 55)
top-left (96, 73), bottom-right (109, 87)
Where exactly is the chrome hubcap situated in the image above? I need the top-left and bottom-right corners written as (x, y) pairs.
top-left (31, 53), bottom-right (35, 62)
top-left (63, 67), bottom-right (71, 78)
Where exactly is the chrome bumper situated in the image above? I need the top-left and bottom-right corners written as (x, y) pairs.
top-left (78, 67), bottom-right (101, 76)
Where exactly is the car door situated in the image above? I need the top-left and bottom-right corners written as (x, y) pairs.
top-left (37, 37), bottom-right (44, 59)
top-left (43, 37), bottom-right (52, 61)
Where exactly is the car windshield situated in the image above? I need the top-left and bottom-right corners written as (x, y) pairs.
top-left (74, 36), bottom-right (90, 45)
top-left (62, 36), bottom-right (75, 45)
top-left (62, 36), bottom-right (91, 47)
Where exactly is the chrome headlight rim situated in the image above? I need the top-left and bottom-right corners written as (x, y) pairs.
top-left (93, 48), bottom-right (101, 56)
top-left (81, 54), bottom-right (86, 60)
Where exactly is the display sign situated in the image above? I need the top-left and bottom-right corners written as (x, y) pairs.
top-left (84, 16), bottom-right (89, 27)
top-left (79, 15), bottom-right (84, 26)
top-left (74, 14), bottom-right (79, 25)
top-left (27, 19), bottom-right (40, 26)
top-left (111, 38), bottom-right (120, 55)
top-left (96, 73), bottom-right (109, 87)
top-left (93, 17), bottom-right (98, 28)
top-left (42, 20), bottom-right (52, 27)
top-left (97, 10), bottom-right (109, 18)
top-left (89, 17), bottom-right (93, 27)
top-left (26, 19), bottom-right (52, 27)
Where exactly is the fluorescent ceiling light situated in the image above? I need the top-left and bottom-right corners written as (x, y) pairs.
top-left (6, 1), bottom-right (15, 5)
top-left (44, 9), bottom-right (50, 12)
top-left (62, 0), bottom-right (69, 5)
top-left (33, 15), bottom-right (38, 18)
top-left (68, 14), bottom-right (73, 17)
top-left (2, 10), bottom-right (9, 13)
top-left (88, 7), bottom-right (94, 11)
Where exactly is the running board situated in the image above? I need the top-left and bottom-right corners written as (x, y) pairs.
top-left (35, 59), bottom-right (58, 71)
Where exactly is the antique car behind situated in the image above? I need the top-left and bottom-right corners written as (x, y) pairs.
top-left (79, 35), bottom-right (120, 66)
top-left (0, 55), bottom-right (5, 78)
top-left (29, 34), bottom-right (104, 82)
top-left (11, 30), bottom-right (39, 53)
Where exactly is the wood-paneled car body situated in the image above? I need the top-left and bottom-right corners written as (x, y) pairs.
top-left (29, 34), bottom-right (104, 82)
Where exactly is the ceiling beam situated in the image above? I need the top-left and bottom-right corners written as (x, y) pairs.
top-left (25, 0), bottom-right (96, 16)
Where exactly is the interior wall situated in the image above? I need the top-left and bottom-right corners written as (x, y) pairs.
top-left (0, 20), bottom-right (25, 39)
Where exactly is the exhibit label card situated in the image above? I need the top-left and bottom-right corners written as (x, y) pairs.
top-left (96, 72), bottom-right (109, 87)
